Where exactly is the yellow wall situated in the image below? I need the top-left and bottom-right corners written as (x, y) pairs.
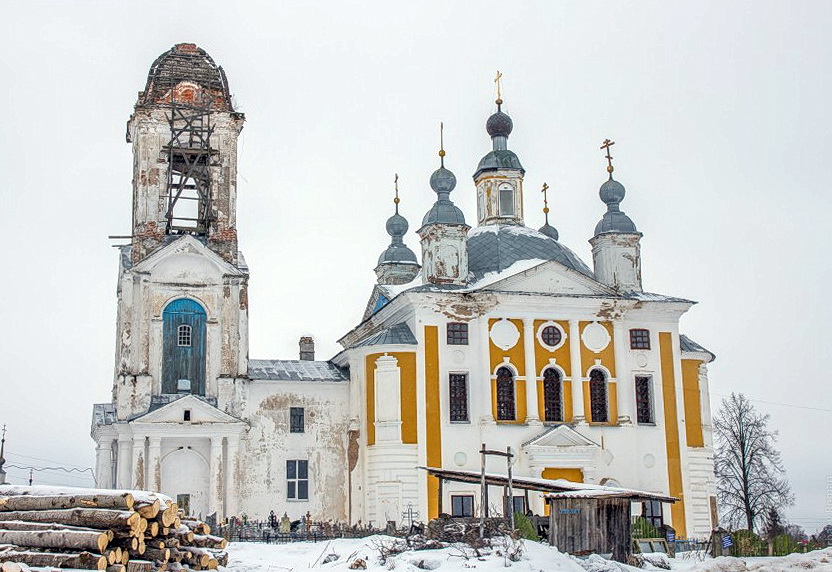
top-left (541, 468), bottom-right (584, 515)
top-left (682, 359), bottom-right (705, 448)
top-left (424, 326), bottom-right (442, 520)
top-left (533, 320), bottom-right (572, 421)
top-left (660, 332), bottom-right (687, 537)
top-left (488, 318), bottom-right (527, 423)
top-left (364, 352), bottom-right (418, 446)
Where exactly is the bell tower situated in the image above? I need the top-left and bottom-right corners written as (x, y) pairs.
top-left (127, 43), bottom-right (245, 264)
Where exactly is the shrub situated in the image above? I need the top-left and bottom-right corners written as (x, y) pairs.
top-left (513, 512), bottom-right (539, 541)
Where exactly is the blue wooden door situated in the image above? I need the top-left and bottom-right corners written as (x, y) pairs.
top-left (162, 299), bottom-right (206, 395)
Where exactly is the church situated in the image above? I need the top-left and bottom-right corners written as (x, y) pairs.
top-left (91, 43), bottom-right (718, 539)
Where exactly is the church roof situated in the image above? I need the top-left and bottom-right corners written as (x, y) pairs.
top-left (679, 334), bottom-right (716, 362)
top-left (354, 323), bottom-right (417, 347)
top-left (467, 224), bottom-right (594, 281)
top-left (248, 359), bottom-right (348, 382)
top-left (140, 43), bottom-right (233, 111)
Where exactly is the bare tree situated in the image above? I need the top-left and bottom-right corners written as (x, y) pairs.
top-left (714, 392), bottom-right (793, 532)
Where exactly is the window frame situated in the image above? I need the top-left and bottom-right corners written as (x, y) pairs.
top-left (451, 495), bottom-right (474, 517)
top-left (290, 407), bottom-right (305, 433)
top-left (629, 328), bottom-right (651, 350)
top-left (498, 184), bottom-right (515, 216)
top-left (635, 375), bottom-right (655, 425)
top-left (449, 372), bottom-right (469, 423)
top-left (177, 324), bottom-right (192, 347)
top-left (642, 500), bottom-right (663, 528)
top-left (446, 322), bottom-right (469, 345)
top-left (536, 321), bottom-right (566, 351)
top-left (496, 366), bottom-right (516, 421)
top-left (589, 368), bottom-right (609, 424)
top-left (542, 367), bottom-right (564, 423)
top-left (286, 459), bottom-right (309, 501)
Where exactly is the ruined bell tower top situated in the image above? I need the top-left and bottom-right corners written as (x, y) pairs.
top-left (138, 43), bottom-right (234, 112)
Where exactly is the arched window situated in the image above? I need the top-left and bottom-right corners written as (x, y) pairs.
top-left (498, 184), bottom-right (514, 216)
top-left (589, 368), bottom-right (608, 423)
top-left (496, 366), bottom-right (516, 421)
top-left (543, 368), bottom-right (563, 422)
top-left (177, 324), bottom-right (192, 347)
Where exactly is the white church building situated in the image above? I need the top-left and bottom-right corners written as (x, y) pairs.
top-left (91, 43), bottom-right (718, 539)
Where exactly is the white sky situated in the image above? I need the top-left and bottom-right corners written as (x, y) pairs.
top-left (1, 1), bottom-right (830, 534)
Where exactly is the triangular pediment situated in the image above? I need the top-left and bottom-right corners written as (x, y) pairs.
top-left (481, 260), bottom-right (615, 296)
top-left (524, 425), bottom-right (599, 449)
top-left (131, 235), bottom-right (245, 282)
top-left (131, 395), bottom-right (242, 424)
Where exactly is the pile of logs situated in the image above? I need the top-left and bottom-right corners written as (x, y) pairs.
top-left (0, 486), bottom-right (228, 572)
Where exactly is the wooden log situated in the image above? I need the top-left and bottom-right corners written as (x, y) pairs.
top-left (125, 560), bottom-right (153, 572)
top-left (191, 535), bottom-right (226, 550)
top-left (146, 523), bottom-right (158, 539)
top-left (0, 521), bottom-right (114, 540)
top-left (179, 520), bottom-right (208, 535)
top-left (179, 548), bottom-right (209, 568)
top-left (107, 565), bottom-right (126, 572)
top-left (0, 494), bottom-right (134, 513)
top-left (0, 563), bottom-right (23, 572)
top-left (105, 550), bottom-right (117, 566)
top-left (161, 539), bottom-right (178, 549)
top-left (0, 529), bottom-right (109, 553)
top-left (111, 537), bottom-right (138, 552)
top-left (207, 557), bottom-right (218, 570)
top-left (0, 510), bottom-right (139, 531)
top-left (170, 530), bottom-right (193, 544)
top-left (140, 548), bottom-right (168, 563)
top-left (0, 550), bottom-right (107, 570)
top-left (120, 551), bottom-right (128, 566)
top-left (134, 502), bottom-right (159, 521)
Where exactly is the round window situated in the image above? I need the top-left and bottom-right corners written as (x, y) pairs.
top-left (541, 325), bottom-right (562, 347)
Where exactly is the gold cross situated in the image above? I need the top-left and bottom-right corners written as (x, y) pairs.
top-left (541, 183), bottom-right (550, 214)
top-left (394, 173), bottom-right (400, 211)
top-left (439, 122), bottom-right (446, 165)
top-left (600, 138), bottom-right (615, 174)
top-left (494, 71), bottom-right (503, 103)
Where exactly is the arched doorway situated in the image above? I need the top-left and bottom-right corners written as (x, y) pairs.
top-left (162, 298), bottom-right (206, 395)
top-left (161, 448), bottom-right (209, 519)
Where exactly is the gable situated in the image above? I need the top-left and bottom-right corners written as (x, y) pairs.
top-left (131, 395), bottom-right (242, 424)
top-left (481, 260), bottom-right (615, 297)
top-left (362, 285), bottom-right (391, 321)
top-left (132, 236), bottom-right (244, 284)
top-left (524, 425), bottom-right (599, 449)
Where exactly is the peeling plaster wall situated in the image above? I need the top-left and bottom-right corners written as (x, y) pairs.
top-left (235, 380), bottom-right (350, 522)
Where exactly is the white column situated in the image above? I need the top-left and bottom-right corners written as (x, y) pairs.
top-left (95, 441), bottom-right (113, 488)
top-left (523, 318), bottom-right (540, 424)
top-left (208, 437), bottom-right (223, 519)
top-left (148, 437), bottom-right (162, 492)
top-left (132, 437), bottom-right (145, 489)
top-left (226, 435), bottom-right (240, 518)
top-left (568, 320), bottom-right (585, 422)
top-left (612, 321), bottom-right (631, 424)
top-left (116, 437), bottom-right (132, 489)
top-left (480, 318), bottom-right (494, 424)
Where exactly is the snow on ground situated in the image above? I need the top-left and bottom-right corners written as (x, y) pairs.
top-left (224, 537), bottom-right (832, 572)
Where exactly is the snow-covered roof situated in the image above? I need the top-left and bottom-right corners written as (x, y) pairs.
top-left (248, 359), bottom-right (348, 382)
top-left (679, 334), bottom-right (716, 362)
top-left (354, 323), bottom-right (417, 347)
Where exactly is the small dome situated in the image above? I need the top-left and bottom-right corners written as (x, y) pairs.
top-left (141, 43), bottom-right (232, 111)
top-left (378, 243), bottom-right (418, 265)
top-left (600, 177), bottom-right (626, 205)
top-left (474, 149), bottom-right (525, 179)
top-left (430, 167), bottom-right (457, 194)
top-left (594, 211), bottom-right (638, 235)
top-left (538, 223), bottom-right (559, 241)
top-left (421, 201), bottom-right (466, 227)
top-left (386, 213), bottom-right (408, 237)
top-left (486, 110), bottom-right (513, 138)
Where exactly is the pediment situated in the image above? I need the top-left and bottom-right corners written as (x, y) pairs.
top-left (480, 260), bottom-right (615, 297)
top-left (524, 425), bottom-right (599, 449)
top-left (131, 395), bottom-right (242, 425)
top-left (131, 236), bottom-right (244, 283)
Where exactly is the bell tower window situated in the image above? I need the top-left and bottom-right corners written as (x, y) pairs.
top-left (499, 184), bottom-right (514, 216)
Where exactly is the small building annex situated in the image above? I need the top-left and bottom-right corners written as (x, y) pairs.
top-left (91, 43), bottom-right (718, 539)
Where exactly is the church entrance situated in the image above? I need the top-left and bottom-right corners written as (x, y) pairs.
top-left (161, 448), bottom-right (209, 519)
top-left (162, 298), bottom-right (206, 395)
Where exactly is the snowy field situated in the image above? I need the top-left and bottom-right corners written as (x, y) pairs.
top-left (225, 536), bottom-right (832, 572)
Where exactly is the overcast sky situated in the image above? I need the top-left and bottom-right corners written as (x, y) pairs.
top-left (1, 1), bottom-right (830, 533)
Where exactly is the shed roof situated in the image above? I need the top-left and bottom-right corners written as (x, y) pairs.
top-left (248, 359), bottom-right (348, 382)
top-left (421, 467), bottom-right (676, 503)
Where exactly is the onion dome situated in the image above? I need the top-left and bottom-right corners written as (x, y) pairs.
top-left (474, 100), bottom-right (524, 179)
top-left (538, 182), bottom-right (559, 240)
top-left (140, 43), bottom-right (233, 111)
top-left (421, 129), bottom-right (467, 227)
top-left (594, 175), bottom-right (638, 235)
top-left (486, 110), bottom-right (513, 138)
top-left (538, 222), bottom-right (559, 241)
top-left (378, 178), bottom-right (418, 265)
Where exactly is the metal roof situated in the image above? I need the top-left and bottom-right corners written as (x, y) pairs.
top-left (679, 334), bottom-right (716, 362)
top-left (248, 359), bottom-right (348, 382)
top-left (467, 224), bottom-right (594, 280)
top-left (354, 322), bottom-right (417, 347)
top-left (421, 467), bottom-right (676, 503)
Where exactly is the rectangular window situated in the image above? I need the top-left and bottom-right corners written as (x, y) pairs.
top-left (642, 500), bottom-right (663, 529)
top-left (177, 324), bottom-right (192, 347)
top-left (630, 328), bottom-right (651, 350)
top-left (635, 376), bottom-right (654, 424)
top-left (499, 187), bottom-right (514, 216)
top-left (446, 322), bottom-right (469, 345)
top-left (451, 495), bottom-right (474, 517)
top-left (286, 460), bottom-right (309, 500)
top-left (505, 495), bottom-right (526, 515)
top-left (290, 407), bottom-right (305, 433)
top-left (449, 373), bottom-right (469, 422)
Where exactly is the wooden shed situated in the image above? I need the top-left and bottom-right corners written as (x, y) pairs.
top-left (546, 489), bottom-right (676, 563)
